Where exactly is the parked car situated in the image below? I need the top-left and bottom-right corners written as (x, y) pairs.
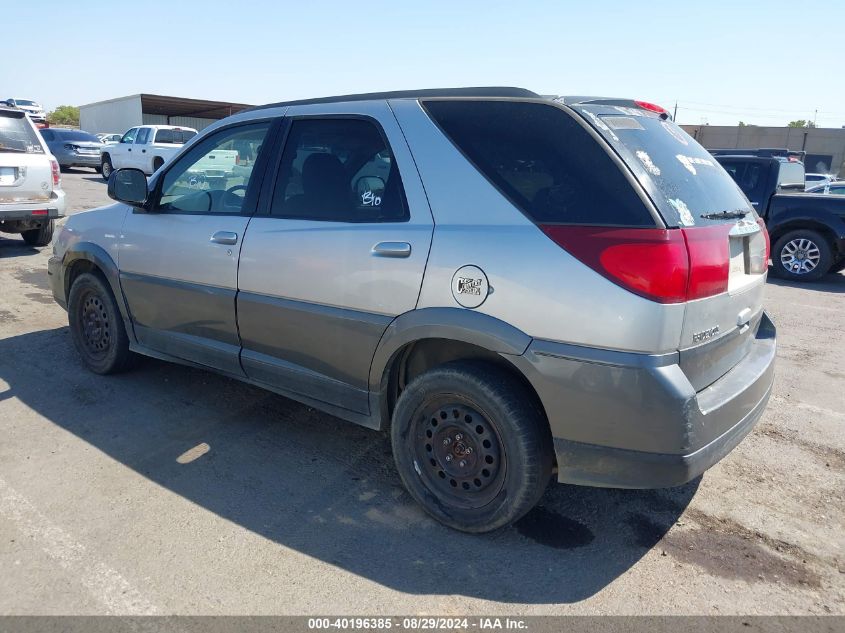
top-left (49, 88), bottom-right (776, 532)
top-left (100, 125), bottom-right (197, 180)
top-left (805, 172), bottom-right (835, 191)
top-left (0, 106), bottom-right (65, 246)
top-left (97, 133), bottom-right (123, 144)
top-left (39, 128), bottom-right (103, 173)
top-left (806, 181), bottom-right (845, 195)
top-left (4, 98), bottom-right (47, 123)
top-left (714, 153), bottom-right (845, 279)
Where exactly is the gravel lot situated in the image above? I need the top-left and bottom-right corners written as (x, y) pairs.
top-left (0, 171), bottom-right (843, 615)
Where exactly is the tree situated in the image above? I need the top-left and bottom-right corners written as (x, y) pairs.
top-left (738, 121), bottom-right (748, 126)
top-left (787, 119), bottom-right (816, 128)
top-left (47, 105), bottom-right (80, 127)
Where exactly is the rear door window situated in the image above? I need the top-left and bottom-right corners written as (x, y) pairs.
top-left (718, 159), bottom-right (767, 207)
top-left (154, 128), bottom-right (197, 144)
top-left (423, 100), bottom-right (654, 226)
top-left (136, 128), bottom-right (150, 144)
top-left (270, 118), bottom-right (408, 222)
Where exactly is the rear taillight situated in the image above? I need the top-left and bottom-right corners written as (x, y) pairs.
top-left (31, 210), bottom-right (48, 216)
top-left (50, 159), bottom-right (60, 187)
top-left (683, 225), bottom-right (730, 299)
top-left (540, 224), bottom-right (734, 303)
top-left (634, 100), bottom-right (668, 115)
top-left (749, 218), bottom-right (770, 274)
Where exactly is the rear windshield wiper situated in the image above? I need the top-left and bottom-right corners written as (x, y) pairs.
top-left (700, 209), bottom-right (749, 220)
top-left (0, 146), bottom-right (28, 153)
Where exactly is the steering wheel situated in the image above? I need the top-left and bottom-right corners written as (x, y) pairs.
top-left (225, 184), bottom-right (247, 196)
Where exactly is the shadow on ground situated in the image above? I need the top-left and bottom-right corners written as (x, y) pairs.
top-left (767, 270), bottom-right (845, 293)
top-left (0, 235), bottom-right (40, 258)
top-left (0, 327), bottom-right (699, 604)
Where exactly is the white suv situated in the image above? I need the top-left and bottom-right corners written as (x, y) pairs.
top-left (0, 107), bottom-right (65, 246)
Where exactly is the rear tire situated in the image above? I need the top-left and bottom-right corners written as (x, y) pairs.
top-left (68, 272), bottom-right (136, 374)
top-left (21, 220), bottom-right (54, 247)
top-left (101, 155), bottom-right (113, 181)
top-left (391, 360), bottom-right (553, 533)
top-left (771, 229), bottom-right (832, 281)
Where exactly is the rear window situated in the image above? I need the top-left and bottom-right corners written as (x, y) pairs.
top-left (573, 104), bottom-right (754, 227)
top-left (53, 129), bottom-right (100, 143)
top-left (0, 112), bottom-right (44, 153)
top-left (423, 100), bottom-right (655, 226)
top-left (155, 129), bottom-right (197, 144)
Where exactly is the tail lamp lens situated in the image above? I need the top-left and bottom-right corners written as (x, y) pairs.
top-left (50, 159), bottom-right (60, 187)
top-left (540, 224), bottom-right (734, 303)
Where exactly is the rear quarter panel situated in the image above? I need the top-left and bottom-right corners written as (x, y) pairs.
top-left (389, 99), bottom-right (685, 354)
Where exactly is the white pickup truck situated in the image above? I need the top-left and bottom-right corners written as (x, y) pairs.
top-left (100, 125), bottom-right (197, 180)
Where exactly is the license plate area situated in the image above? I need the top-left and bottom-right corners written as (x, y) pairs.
top-left (0, 167), bottom-right (17, 186)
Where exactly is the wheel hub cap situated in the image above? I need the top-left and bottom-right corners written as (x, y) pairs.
top-left (81, 295), bottom-right (110, 353)
top-left (415, 403), bottom-right (503, 504)
top-left (781, 238), bottom-right (820, 274)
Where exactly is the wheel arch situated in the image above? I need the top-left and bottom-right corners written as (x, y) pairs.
top-left (63, 243), bottom-right (136, 343)
top-left (768, 214), bottom-right (845, 260)
top-left (368, 308), bottom-right (548, 432)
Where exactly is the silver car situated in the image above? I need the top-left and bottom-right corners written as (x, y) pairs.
top-left (48, 88), bottom-right (776, 532)
top-left (40, 128), bottom-right (103, 172)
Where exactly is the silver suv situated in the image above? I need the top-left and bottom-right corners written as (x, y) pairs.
top-left (1, 106), bottom-right (65, 246)
top-left (48, 88), bottom-right (776, 533)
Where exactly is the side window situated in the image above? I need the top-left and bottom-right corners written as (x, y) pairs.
top-left (121, 128), bottom-right (138, 144)
top-left (423, 100), bottom-right (654, 226)
top-left (270, 118), bottom-right (408, 222)
top-left (156, 122), bottom-right (271, 214)
top-left (135, 128), bottom-right (150, 144)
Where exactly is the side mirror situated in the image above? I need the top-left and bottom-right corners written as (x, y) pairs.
top-left (108, 168), bottom-right (149, 206)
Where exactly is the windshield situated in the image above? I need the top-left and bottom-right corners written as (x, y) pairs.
top-left (54, 129), bottom-right (100, 143)
top-left (155, 129), bottom-right (197, 144)
top-left (573, 104), bottom-right (755, 227)
top-left (0, 113), bottom-right (44, 153)
top-left (16, 100), bottom-right (38, 107)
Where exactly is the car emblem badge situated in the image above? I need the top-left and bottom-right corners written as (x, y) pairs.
top-left (452, 265), bottom-right (490, 309)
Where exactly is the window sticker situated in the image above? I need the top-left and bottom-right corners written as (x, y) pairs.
top-left (636, 150), bottom-right (661, 176)
top-left (668, 198), bottom-right (696, 226)
top-left (361, 190), bottom-right (382, 207)
top-left (676, 154), bottom-right (714, 176)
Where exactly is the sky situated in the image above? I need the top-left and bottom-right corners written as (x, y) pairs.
top-left (4, 0), bottom-right (845, 128)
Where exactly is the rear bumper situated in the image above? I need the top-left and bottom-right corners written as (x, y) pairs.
top-left (0, 190), bottom-right (66, 220)
top-left (510, 313), bottom-right (776, 488)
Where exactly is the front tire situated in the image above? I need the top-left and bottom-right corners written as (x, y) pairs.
top-left (771, 230), bottom-right (833, 281)
top-left (68, 272), bottom-right (135, 374)
top-left (21, 220), bottom-right (54, 247)
top-left (101, 155), bottom-right (113, 181)
top-left (391, 361), bottom-right (553, 533)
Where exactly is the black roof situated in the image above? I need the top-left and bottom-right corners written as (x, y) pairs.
top-left (250, 87), bottom-right (539, 111)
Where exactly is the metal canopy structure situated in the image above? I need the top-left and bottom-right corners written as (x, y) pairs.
top-left (138, 94), bottom-right (253, 121)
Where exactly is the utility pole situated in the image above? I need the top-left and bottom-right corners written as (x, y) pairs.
top-left (813, 109), bottom-right (817, 127)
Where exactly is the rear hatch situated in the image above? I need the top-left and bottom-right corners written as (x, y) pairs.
top-left (571, 100), bottom-right (769, 390)
top-left (0, 110), bottom-right (53, 203)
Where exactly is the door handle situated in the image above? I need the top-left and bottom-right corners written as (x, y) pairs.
top-left (371, 241), bottom-right (411, 258)
top-left (210, 231), bottom-right (238, 245)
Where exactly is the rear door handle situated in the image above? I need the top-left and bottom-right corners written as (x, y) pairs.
top-left (210, 231), bottom-right (238, 245)
top-left (372, 241), bottom-right (411, 258)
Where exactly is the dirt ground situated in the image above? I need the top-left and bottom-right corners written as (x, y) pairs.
top-left (0, 170), bottom-right (843, 615)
